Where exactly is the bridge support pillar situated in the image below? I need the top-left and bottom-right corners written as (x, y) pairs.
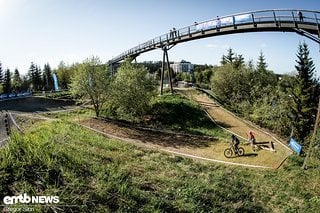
top-left (109, 63), bottom-right (116, 76)
top-left (160, 46), bottom-right (174, 95)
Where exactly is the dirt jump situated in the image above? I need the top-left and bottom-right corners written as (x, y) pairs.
top-left (177, 88), bottom-right (292, 166)
top-left (76, 88), bottom-right (292, 169)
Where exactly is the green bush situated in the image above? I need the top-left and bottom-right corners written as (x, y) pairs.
top-left (108, 60), bottom-right (156, 121)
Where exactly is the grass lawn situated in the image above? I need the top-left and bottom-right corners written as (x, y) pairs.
top-left (0, 120), bottom-right (319, 212)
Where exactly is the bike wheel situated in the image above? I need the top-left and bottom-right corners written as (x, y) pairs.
top-left (238, 147), bottom-right (245, 156)
top-left (224, 148), bottom-right (233, 158)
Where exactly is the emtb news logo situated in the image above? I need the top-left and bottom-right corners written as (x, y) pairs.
top-left (3, 193), bottom-right (59, 205)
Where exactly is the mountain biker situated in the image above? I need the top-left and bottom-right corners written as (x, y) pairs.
top-left (248, 131), bottom-right (256, 145)
top-left (231, 134), bottom-right (240, 152)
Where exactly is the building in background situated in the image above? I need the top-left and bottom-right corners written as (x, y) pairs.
top-left (170, 60), bottom-right (194, 74)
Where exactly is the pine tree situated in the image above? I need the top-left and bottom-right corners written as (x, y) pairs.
top-left (247, 59), bottom-right (254, 71)
top-left (252, 51), bottom-right (277, 100)
top-left (3, 68), bottom-right (11, 93)
top-left (12, 68), bottom-right (22, 92)
top-left (0, 62), bottom-right (3, 85)
top-left (43, 63), bottom-right (53, 90)
top-left (224, 48), bottom-right (235, 64)
top-left (21, 76), bottom-right (29, 91)
top-left (220, 54), bottom-right (227, 65)
top-left (256, 51), bottom-right (267, 73)
top-left (234, 54), bottom-right (245, 69)
top-left (34, 65), bottom-right (43, 91)
top-left (28, 62), bottom-right (43, 91)
top-left (291, 42), bottom-right (318, 145)
top-left (28, 62), bottom-right (37, 90)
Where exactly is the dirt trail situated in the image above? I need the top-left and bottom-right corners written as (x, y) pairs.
top-left (177, 88), bottom-right (292, 153)
top-left (79, 119), bottom-right (274, 169)
top-left (76, 88), bottom-right (293, 169)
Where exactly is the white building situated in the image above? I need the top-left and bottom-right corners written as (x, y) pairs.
top-left (170, 60), bottom-right (194, 74)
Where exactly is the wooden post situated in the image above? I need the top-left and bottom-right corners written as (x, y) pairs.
top-left (4, 114), bottom-right (10, 136)
top-left (302, 97), bottom-right (320, 169)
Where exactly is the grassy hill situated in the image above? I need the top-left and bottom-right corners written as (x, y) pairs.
top-left (0, 120), bottom-right (319, 212)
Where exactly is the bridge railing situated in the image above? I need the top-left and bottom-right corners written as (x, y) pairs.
top-left (110, 9), bottom-right (320, 64)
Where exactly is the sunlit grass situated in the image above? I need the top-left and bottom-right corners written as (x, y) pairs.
top-left (0, 120), bottom-right (319, 211)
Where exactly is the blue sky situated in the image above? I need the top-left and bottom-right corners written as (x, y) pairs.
top-left (0, 0), bottom-right (319, 75)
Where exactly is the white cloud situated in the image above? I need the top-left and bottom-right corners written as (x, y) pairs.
top-left (206, 43), bottom-right (231, 50)
top-left (222, 44), bottom-right (230, 50)
top-left (206, 43), bottom-right (218, 48)
top-left (260, 43), bottom-right (267, 48)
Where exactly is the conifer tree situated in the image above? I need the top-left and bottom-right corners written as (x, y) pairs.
top-left (291, 42), bottom-right (318, 145)
top-left (28, 62), bottom-right (43, 91)
top-left (234, 54), bottom-right (245, 69)
top-left (256, 51), bottom-right (267, 73)
top-left (12, 68), bottom-right (22, 91)
top-left (28, 62), bottom-right (36, 90)
top-left (220, 54), bottom-right (227, 65)
top-left (224, 48), bottom-right (235, 64)
top-left (0, 62), bottom-right (3, 85)
top-left (3, 68), bottom-right (11, 93)
top-left (34, 65), bottom-right (43, 91)
top-left (43, 63), bottom-right (53, 90)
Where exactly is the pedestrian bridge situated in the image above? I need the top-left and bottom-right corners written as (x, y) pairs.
top-left (109, 9), bottom-right (320, 65)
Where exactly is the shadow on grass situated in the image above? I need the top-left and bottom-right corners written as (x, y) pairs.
top-left (94, 118), bottom-right (218, 149)
top-left (242, 153), bottom-right (258, 157)
top-left (225, 153), bottom-right (258, 159)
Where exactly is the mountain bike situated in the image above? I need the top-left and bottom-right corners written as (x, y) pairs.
top-left (224, 142), bottom-right (245, 158)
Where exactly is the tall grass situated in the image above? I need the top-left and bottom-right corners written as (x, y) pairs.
top-left (0, 120), bottom-right (319, 212)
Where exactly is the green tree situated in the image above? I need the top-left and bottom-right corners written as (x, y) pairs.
top-left (247, 59), bottom-right (255, 71)
top-left (0, 62), bottom-right (3, 85)
top-left (251, 84), bottom-right (293, 136)
top-left (27, 63), bottom-right (43, 91)
top-left (21, 75), bottom-right (29, 91)
top-left (220, 54), bottom-right (227, 65)
top-left (3, 68), bottom-right (12, 93)
top-left (290, 42), bottom-right (318, 145)
top-left (57, 61), bottom-right (75, 89)
top-left (252, 51), bottom-right (277, 100)
top-left (12, 68), bottom-right (22, 91)
top-left (223, 48), bottom-right (236, 65)
top-left (70, 56), bottom-right (111, 117)
top-left (0, 62), bottom-right (3, 93)
top-left (43, 63), bottom-right (53, 90)
top-left (28, 62), bottom-right (35, 79)
top-left (181, 72), bottom-right (192, 82)
top-left (211, 64), bottom-right (252, 111)
top-left (234, 54), bottom-right (245, 69)
top-left (256, 51), bottom-right (267, 73)
top-left (110, 59), bottom-right (156, 120)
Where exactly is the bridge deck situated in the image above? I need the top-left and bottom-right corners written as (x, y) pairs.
top-left (109, 9), bottom-right (320, 65)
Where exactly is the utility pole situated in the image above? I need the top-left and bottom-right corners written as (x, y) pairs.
top-left (302, 97), bottom-right (320, 169)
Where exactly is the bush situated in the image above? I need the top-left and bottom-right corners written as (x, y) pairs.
top-left (109, 60), bottom-right (156, 121)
